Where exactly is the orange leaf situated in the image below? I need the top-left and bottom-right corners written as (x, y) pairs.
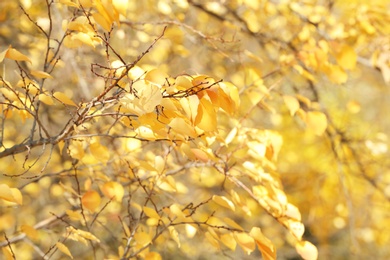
top-left (249, 227), bottom-right (276, 260)
top-left (81, 190), bottom-right (101, 212)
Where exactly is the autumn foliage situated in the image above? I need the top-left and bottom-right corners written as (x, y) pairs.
top-left (0, 0), bottom-right (389, 259)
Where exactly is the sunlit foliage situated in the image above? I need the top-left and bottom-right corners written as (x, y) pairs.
top-left (0, 0), bottom-right (389, 259)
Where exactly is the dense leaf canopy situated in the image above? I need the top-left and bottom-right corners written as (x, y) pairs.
top-left (0, 0), bottom-right (389, 259)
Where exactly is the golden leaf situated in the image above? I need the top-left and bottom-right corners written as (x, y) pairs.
top-left (145, 252), bottom-right (162, 260)
top-left (56, 242), bottom-right (73, 259)
top-left (81, 190), bottom-right (101, 212)
top-left (249, 227), bottom-right (276, 260)
top-left (2, 46), bottom-right (32, 64)
top-left (134, 232), bottom-right (152, 247)
top-left (168, 226), bottom-right (181, 248)
top-left (335, 44), bottom-right (357, 70)
top-left (305, 111), bottom-right (327, 136)
top-left (283, 95), bottom-right (300, 116)
top-left (21, 225), bottom-right (38, 240)
top-left (143, 206), bottom-right (160, 219)
top-left (30, 70), bottom-right (53, 79)
top-left (234, 232), bottom-right (256, 255)
top-left (53, 92), bottom-right (77, 106)
top-left (220, 233), bottom-right (237, 251)
top-left (212, 195), bottom-right (235, 211)
top-left (0, 184), bottom-right (23, 205)
top-left (296, 241), bottom-right (318, 260)
top-left (39, 94), bottom-right (54, 105)
top-left (101, 181), bottom-right (124, 202)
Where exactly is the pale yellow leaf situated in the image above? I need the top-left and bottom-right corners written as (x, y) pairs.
top-left (143, 206), bottom-right (160, 219)
top-left (5, 46), bottom-right (32, 64)
top-left (185, 224), bottom-right (197, 238)
top-left (249, 227), bottom-right (276, 260)
top-left (220, 233), bottom-right (237, 251)
top-left (168, 226), bottom-right (181, 248)
top-left (21, 225), bottom-right (38, 240)
top-left (190, 148), bottom-right (209, 162)
top-left (205, 231), bottom-right (220, 250)
top-left (283, 95), bottom-right (300, 116)
top-left (336, 44), bottom-right (357, 70)
top-left (223, 217), bottom-right (244, 231)
top-left (134, 232), bottom-right (151, 247)
top-left (39, 94), bottom-right (54, 105)
top-left (81, 190), bottom-right (101, 212)
top-left (56, 242), bottom-right (73, 259)
top-left (0, 184), bottom-right (23, 205)
top-left (101, 181), bottom-right (124, 202)
top-left (296, 241), bottom-right (318, 260)
top-left (305, 111), bottom-right (327, 136)
top-left (169, 118), bottom-right (197, 138)
top-left (234, 232), bottom-right (256, 255)
top-left (212, 195), bottom-right (235, 211)
top-left (145, 252), bottom-right (162, 260)
top-left (30, 70), bottom-right (53, 79)
top-left (59, 0), bottom-right (79, 8)
top-left (285, 203), bottom-right (301, 221)
top-left (53, 92), bottom-right (77, 106)
top-left (145, 69), bottom-right (169, 85)
top-left (90, 141), bottom-right (110, 162)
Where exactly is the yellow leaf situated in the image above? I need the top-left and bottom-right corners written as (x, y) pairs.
top-left (283, 95), bottom-right (300, 116)
top-left (194, 97), bottom-right (217, 132)
top-left (81, 190), bottom-right (101, 212)
top-left (121, 82), bottom-right (162, 115)
top-left (0, 184), bottom-right (23, 205)
top-left (169, 118), bottom-right (197, 138)
top-left (92, 12), bottom-right (112, 31)
top-left (145, 252), bottom-right (162, 260)
top-left (305, 111), bottom-right (327, 136)
top-left (145, 69), bottom-right (169, 85)
top-left (205, 231), bottom-right (220, 250)
top-left (296, 241), bottom-right (318, 260)
top-left (143, 206), bottom-right (160, 219)
top-left (134, 232), bottom-right (151, 247)
top-left (3, 46), bottom-right (32, 64)
top-left (220, 233), bottom-right (237, 251)
top-left (234, 232), bottom-right (256, 255)
top-left (180, 95), bottom-right (199, 123)
top-left (325, 64), bottom-right (348, 84)
top-left (59, 0), bottom-right (79, 8)
top-left (336, 44), bottom-right (357, 70)
top-left (30, 70), bottom-right (53, 79)
top-left (168, 226), bottom-right (181, 248)
top-left (249, 227), bottom-right (276, 260)
top-left (101, 181), bottom-right (124, 202)
top-left (223, 217), bottom-right (244, 231)
top-left (185, 224), bottom-right (197, 238)
top-left (190, 148), bottom-right (209, 162)
top-left (21, 225), bottom-right (38, 240)
top-left (90, 141), bottom-right (110, 162)
top-left (39, 94), bottom-right (54, 105)
top-left (212, 195), bottom-right (235, 211)
top-left (53, 92), bottom-right (77, 106)
top-left (56, 242), bottom-right (73, 259)
top-left (285, 203), bottom-right (301, 221)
